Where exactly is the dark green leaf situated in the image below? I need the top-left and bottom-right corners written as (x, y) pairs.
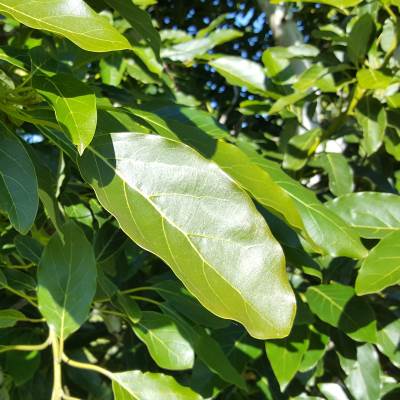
top-left (306, 283), bottom-right (377, 343)
top-left (0, 123), bottom-right (38, 234)
top-left (37, 221), bottom-right (97, 340)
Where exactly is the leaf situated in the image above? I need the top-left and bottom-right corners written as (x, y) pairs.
top-left (0, 309), bottom-right (27, 328)
top-left (99, 54), bottom-right (127, 87)
top-left (0, 0), bottom-right (131, 52)
top-left (357, 69), bottom-right (397, 90)
top-left (325, 192), bottom-right (400, 239)
top-left (306, 283), bottom-right (377, 343)
top-left (128, 107), bottom-right (305, 235)
top-left (318, 383), bottom-right (350, 400)
top-left (37, 221), bottom-right (97, 340)
top-left (314, 153), bottom-right (354, 196)
top-left (104, 0), bottom-right (161, 60)
top-left (78, 131), bottom-right (296, 339)
top-left (265, 324), bottom-right (309, 390)
top-left (209, 56), bottom-right (270, 96)
top-left (132, 311), bottom-right (194, 370)
top-left (355, 231), bottom-right (400, 295)
top-left (299, 327), bottom-right (329, 372)
top-left (269, 91), bottom-right (309, 115)
top-left (345, 344), bottom-right (381, 400)
top-left (241, 149), bottom-right (367, 259)
top-left (154, 280), bottom-right (229, 329)
top-left (14, 235), bottom-right (43, 264)
top-left (112, 370), bottom-right (203, 400)
top-left (113, 293), bottom-right (142, 324)
top-left (356, 96), bottom-right (387, 156)
top-left (33, 73), bottom-right (97, 154)
top-left (283, 129), bottom-right (321, 171)
top-left (162, 30), bottom-right (243, 62)
top-left (347, 14), bottom-right (375, 66)
top-left (0, 123), bottom-right (39, 234)
top-left (377, 319), bottom-right (400, 368)
top-left (194, 332), bottom-right (247, 390)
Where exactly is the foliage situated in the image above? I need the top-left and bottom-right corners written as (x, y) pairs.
top-left (0, 0), bottom-right (399, 399)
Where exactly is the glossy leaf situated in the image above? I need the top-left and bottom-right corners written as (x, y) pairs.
top-left (33, 73), bottom-right (97, 154)
top-left (326, 192), bottom-right (400, 239)
top-left (0, 0), bottom-right (131, 52)
top-left (345, 344), bottom-right (381, 400)
top-left (79, 131), bottom-right (296, 339)
top-left (209, 56), bottom-right (270, 96)
top-left (128, 107), bottom-right (305, 234)
top-left (112, 370), bottom-right (203, 400)
top-left (356, 231), bottom-right (400, 294)
top-left (0, 123), bottom-right (38, 234)
top-left (241, 149), bottom-right (367, 259)
top-left (132, 311), bottom-right (194, 370)
top-left (37, 221), bottom-right (97, 340)
top-left (265, 324), bottom-right (309, 390)
top-left (306, 283), bottom-right (377, 343)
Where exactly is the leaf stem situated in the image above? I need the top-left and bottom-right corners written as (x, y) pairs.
top-left (0, 330), bottom-right (51, 353)
top-left (61, 353), bottom-right (113, 380)
top-left (51, 328), bottom-right (63, 400)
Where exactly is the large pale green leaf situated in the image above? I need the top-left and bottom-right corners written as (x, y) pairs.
top-left (37, 221), bottom-right (97, 340)
top-left (78, 130), bottom-right (296, 339)
top-left (112, 370), bottom-right (203, 400)
top-left (356, 231), bottom-right (400, 295)
top-left (240, 149), bottom-right (367, 259)
top-left (33, 73), bottom-right (97, 155)
top-left (314, 153), bottom-right (354, 197)
top-left (0, 123), bottom-right (38, 234)
top-left (132, 311), bottom-right (194, 370)
top-left (0, 0), bottom-right (131, 52)
top-left (345, 344), bottom-right (381, 400)
top-left (356, 97), bottom-right (387, 156)
top-left (326, 192), bottom-right (400, 239)
top-left (127, 107), bottom-right (305, 235)
top-left (306, 283), bottom-right (377, 343)
top-left (265, 325), bottom-right (309, 390)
